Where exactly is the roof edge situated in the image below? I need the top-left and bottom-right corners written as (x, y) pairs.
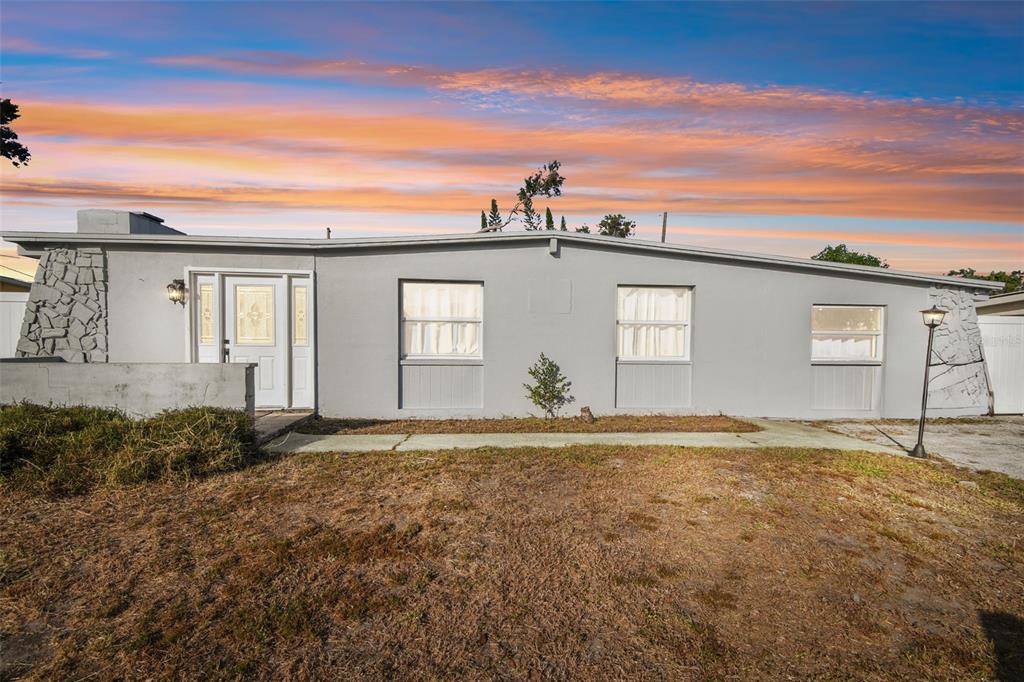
top-left (1, 229), bottom-right (1004, 291)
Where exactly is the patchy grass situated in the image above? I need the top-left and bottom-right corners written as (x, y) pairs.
top-left (1, 445), bottom-right (1022, 680)
top-left (0, 404), bottom-right (259, 497)
top-left (301, 413), bottom-right (760, 434)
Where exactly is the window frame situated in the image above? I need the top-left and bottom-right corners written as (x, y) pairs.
top-left (400, 279), bottom-right (484, 362)
top-left (616, 284), bottom-right (693, 363)
top-left (810, 304), bottom-right (885, 365)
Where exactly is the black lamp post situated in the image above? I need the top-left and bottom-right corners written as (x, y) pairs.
top-left (909, 305), bottom-right (947, 459)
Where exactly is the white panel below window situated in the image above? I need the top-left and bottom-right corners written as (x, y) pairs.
top-left (616, 362), bottom-right (692, 409)
top-left (811, 365), bottom-right (878, 411)
top-left (401, 364), bottom-right (483, 409)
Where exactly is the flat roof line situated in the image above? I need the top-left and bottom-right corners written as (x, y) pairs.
top-left (0, 229), bottom-right (1004, 291)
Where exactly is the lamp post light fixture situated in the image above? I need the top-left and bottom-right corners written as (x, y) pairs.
top-left (909, 305), bottom-right (947, 459)
top-left (166, 279), bottom-right (187, 305)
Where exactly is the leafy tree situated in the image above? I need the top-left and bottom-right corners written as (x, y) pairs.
top-left (576, 224), bottom-right (591, 234)
top-left (559, 216), bottom-right (567, 231)
top-left (596, 214), bottom-right (636, 238)
top-left (1, 99), bottom-right (31, 167)
top-left (545, 207), bottom-right (555, 230)
top-left (479, 160), bottom-right (565, 232)
top-left (946, 268), bottom-right (1023, 293)
top-left (521, 195), bottom-right (542, 230)
top-left (811, 244), bottom-right (889, 268)
top-left (486, 199), bottom-right (503, 229)
top-left (523, 353), bottom-right (575, 418)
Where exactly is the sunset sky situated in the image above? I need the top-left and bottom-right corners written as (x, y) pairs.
top-left (1, 1), bottom-right (1021, 273)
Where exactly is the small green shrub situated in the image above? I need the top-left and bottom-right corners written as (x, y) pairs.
top-left (523, 353), bottom-right (575, 418)
top-left (0, 403), bottom-right (258, 497)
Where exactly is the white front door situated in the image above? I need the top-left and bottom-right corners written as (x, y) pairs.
top-left (224, 276), bottom-right (287, 408)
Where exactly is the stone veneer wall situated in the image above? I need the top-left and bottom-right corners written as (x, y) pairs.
top-left (927, 287), bottom-right (989, 411)
top-left (16, 247), bottom-right (108, 362)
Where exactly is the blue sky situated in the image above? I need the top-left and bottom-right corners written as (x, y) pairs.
top-left (1, 1), bottom-right (1021, 271)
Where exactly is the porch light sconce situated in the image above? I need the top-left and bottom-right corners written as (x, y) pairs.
top-left (166, 279), bottom-right (187, 305)
top-left (909, 305), bottom-right (947, 459)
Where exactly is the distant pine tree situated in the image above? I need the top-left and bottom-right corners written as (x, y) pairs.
top-left (522, 195), bottom-right (542, 230)
top-left (560, 216), bottom-right (567, 231)
top-left (487, 199), bottom-right (503, 229)
top-left (545, 207), bottom-right (555, 230)
top-left (480, 211), bottom-right (487, 231)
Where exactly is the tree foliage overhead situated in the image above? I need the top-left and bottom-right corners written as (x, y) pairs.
top-left (479, 160), bottom-right (565, 232)
top-left (811, 244), bottom-right (889, 268)
top-left (595, 214), bottom-right (636, 238)
top-left (1, 99), bottom-right (31, 167)
top-left (946, 268), bottom-right (1022, 293)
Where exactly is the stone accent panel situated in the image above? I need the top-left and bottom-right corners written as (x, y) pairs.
top-left (927, 287), bottom-right (989, 410)
top-left (16, 247), bottom-right (108, 362)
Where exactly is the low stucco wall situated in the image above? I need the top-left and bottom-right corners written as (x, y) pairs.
top-left (0, 362), bottom-right (255, 416)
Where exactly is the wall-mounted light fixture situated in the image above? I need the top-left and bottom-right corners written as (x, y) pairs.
top-left (166, 279), bottom-right (187, 305)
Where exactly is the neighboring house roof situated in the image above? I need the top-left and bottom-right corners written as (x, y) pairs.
top-left (0, 256), bottom-right (37, 284)
top-left (975, 290), bottom-right (1024, 316)
top-left (0, 228), bottom-right (1004, 292)
top-left (0, 275), bottom-right (32, 291)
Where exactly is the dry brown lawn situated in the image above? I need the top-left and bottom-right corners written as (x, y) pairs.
top-left (2, 446), bottom-right (1022, 681)
top-left (301, 414), bottom-right (759, 434)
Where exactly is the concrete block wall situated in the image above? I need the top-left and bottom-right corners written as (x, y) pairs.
top-left (16, 247), bottom-right (108, 362)
top-left (0, 362), bottom-right (256, 417)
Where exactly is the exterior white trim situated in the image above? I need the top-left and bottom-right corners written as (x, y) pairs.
top-left (182, 266), bottom-right (316, 409)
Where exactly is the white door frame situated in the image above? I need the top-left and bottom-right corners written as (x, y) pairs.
top-left (184, 267), bottom-right (316, 410)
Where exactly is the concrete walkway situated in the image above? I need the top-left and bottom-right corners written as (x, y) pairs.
top-left (266, 418), bottom-right (904, 455)
top-left (255, 410), bottom-right (315, 444)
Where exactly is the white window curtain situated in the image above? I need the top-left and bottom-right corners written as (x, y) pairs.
top-left (402, 282), bottom-right (482, 357)
top-left (617, 286), bottom-right (691, 360)
top-left (811, 305), bottom-right (883, 361)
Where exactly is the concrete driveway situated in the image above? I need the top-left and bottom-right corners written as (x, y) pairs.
top-left (821, 416), bottom-right (1024, 479)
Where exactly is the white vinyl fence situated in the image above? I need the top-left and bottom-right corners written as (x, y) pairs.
top-left (0, 292), bottom-right (29, 359)
top-left (979, 315), bottom-right (1024, 414)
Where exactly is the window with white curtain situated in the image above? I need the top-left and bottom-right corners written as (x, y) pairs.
top-left (811, 305), bottom-right (884, 362)
top-left (617, 286), bottom-right (691, 360)
top-left (402, 281), bottom-right (483, 359)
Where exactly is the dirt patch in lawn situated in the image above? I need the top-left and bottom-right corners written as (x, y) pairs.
top-left (2, 446), bottom-right (1022, 680)
top-left (301, 414), bottom-right (760, 435)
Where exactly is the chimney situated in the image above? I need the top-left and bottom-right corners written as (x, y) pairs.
top-left (76, 209), bottom-right (185, 235)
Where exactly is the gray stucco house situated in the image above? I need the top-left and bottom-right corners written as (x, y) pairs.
top-left (2, 210), bottom-right (1002, 419)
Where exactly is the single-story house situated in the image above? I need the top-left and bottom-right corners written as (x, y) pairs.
top-left (976, 290), bottom-right (1024, 317)
top-left (2, 210), bottom-right (1003, 419)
